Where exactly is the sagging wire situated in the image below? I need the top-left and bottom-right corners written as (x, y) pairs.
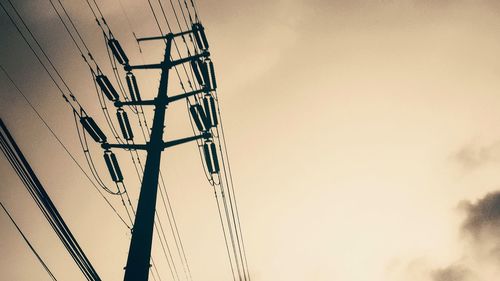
top-left (0, 64), bottom-right (130, 229)
top-left (73, 109), bottom-right (123, 195)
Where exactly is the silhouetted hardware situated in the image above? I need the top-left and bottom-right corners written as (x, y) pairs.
top-left (102, 132), bottom-right (211, 151)
top-left (117, 108), bottom-right (134, 141)
top-left (203, 95), bottom-right (218, 127)
top-left (115, 88), bottom-right (208, 107)
top-left (190, 103), bottom-right (211, 131)
top-left (192, 23), bottom-right (209, 50)
top-left (102, 34), bottom-right (215, 280)
top-left (208, 60), bottom-right (217, 90)
top-left (108, 38), bottom-right (129, 65)
top-left (203, 142), bottom-right (220, 174)
top-left (136, 24), bottom-right (206, 43)
top-left (80, 116), bottom-right (107, 143)
top-left (191, 59), bottom-right (216, 91)
top-left (191, 58), bottom-right (205, 86)
top-left (200, 60), bottom-right (211, 89)
top-left (124, 50), bottom-right (210, 71)
top-left (126, 72), bottom-right (141, 102)
top-left (96, 74), bottom-right (119, 101)
top-left (104, 150), bottom-right (123, 182)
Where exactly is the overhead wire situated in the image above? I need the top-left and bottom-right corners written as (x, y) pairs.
top-left (49, 0), bottom-right (128, 146)
top-left (160, 0), bottom-right (249, 278)
top-left (216, 171), bottom-right (244, 281)
top-left (212, 186), bottom-right (238, 281)
top-left (148, 5), bottom-right (203, 279)
top-left (0, 120), bottom-right (101, 281)
top-left (48, 1), bottom-right (166, 251)
top-left (190, 3), bottom-right (251, 274)
top-left (3, 0), bottom-right (249, 279)
top-left (180, 1), bottom-right (251, 278)
top-left (0, 0), bottom-right (80, 113)
top-left (0, 8), bottom-right (159, 280)
top-left (169, 8), bottom-right (249, 279)
top-left (0, 202), bottom-right (58, 281)
top-left (81, 2), bottom-right (194, 280)
top-left (2, 0), bottom-right (130, 201)
top-left (216, 120), bottom-right (251, 279)
top-left (2, 1), bottom-right (197, 278)
top-left (0, 25), bottom-right (130, 228)
top-left (130, 2), bottom-right (214, 280)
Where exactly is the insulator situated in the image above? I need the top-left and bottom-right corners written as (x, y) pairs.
top-left (96, 75), bottom-right (119, 101)
top-left (210, 142), bottom-right (220, 173)
top-left (203, 96), bottom-right (217, 128)
top-left (203, 143), bottom-right (214, 173)
top-left (193, 23), bottom-right (209, 50)
top-left (203, 142), bottom-right (219, 174)
top-left (80, 116), bottom-right (107, 143)
top-left (199, 27), bottom-right (209, 50)
top-left (194, 104), bottom-right (212, 131)
top-left (126, 73), bottom-right (141, 102)
top-left (198, 103), bottom-right (212, 129)
top-left (210, 96), bottom-right (218, 127)
top-left (116, 109), bottom-right (134, 141)
top-left (104, 151), bottom-right (123, 182)
top-left (203, 96), bottom-right (211, 127)
top-left (208, 60), bottom-right (217, 90)
top-left (189, 105), bottom-right (203, 131)
top-left (200, 61), bottom-right (210, 89)
top-left (193, 23), bottom-right (204, 50)
top-left (191, 59), bottom-right (204, 86)
top-left (189, 104), bottom-right (210, 131)
top-left (108, 39), bottom-right (129, 65)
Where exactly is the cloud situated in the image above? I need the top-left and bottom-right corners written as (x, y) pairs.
top-left (391, 192), bottom-right (500, 281)
top-left (458, 191), bottom-right (500, 264)
top-left (429, 192), bottom-right (500, 280)
top-left (461, 191), bottom-right (500, 238)
top-left (431, 264), bottom-right (473, 281)
top-left (454, 142), bottom-right (500, 169)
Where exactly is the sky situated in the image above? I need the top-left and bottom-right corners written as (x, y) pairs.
top-left (2, 0), bottom-right (500, 280)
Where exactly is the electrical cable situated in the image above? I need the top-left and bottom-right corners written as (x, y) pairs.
top-left (216, 122), bottom-right (251, 279)
top-left (0, 120), bottom-right (101, 281)
top-left (0, 63), bottom-right (129, 228)
top-left (0, 0), bottom-right (80, 113)
top-left (0, 202), bottom-right (58, 281)
top-left (81, 3), bottom-right (194, 280)
top-left (180, 5), bottom-right (251, 277)
top-left (212, 186), bottom-right (238, 281)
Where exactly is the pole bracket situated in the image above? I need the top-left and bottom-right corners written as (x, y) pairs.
top-left (163, 132), bottom-right (211, 149)
top-left (101, 133), bottom-right (211, 151)
top-left (115, 87), bottom-right (210, 108)
top-left (136, 30), bottom-right (192, 42)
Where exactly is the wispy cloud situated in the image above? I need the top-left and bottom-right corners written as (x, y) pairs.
top-left (430, 264), bottom-right (474, 281)
top-left (454, 142), bottom-right (500, 169)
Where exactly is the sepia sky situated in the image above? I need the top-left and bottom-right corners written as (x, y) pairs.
top-left (2, 0), bottom-right (500, 280)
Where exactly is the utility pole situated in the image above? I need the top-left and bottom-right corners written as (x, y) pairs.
top-left (74, 21), bottom-right (213, 280)
top-left (121, 33), bottom-right (173, 281)
top-left (98, 28), bottom-right (212, 281)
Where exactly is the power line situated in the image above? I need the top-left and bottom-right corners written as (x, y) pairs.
top-left (0, 0), bottom-right (80, 113)
top-left (0, 63), bottom-right (130, 228)
top-left (0, 119), bottom-right (101, 281)
top-left (80, 3), bottom-right (196, 280)
top-left (2, 1), bottom-right (251, 279)
top-left (102, 2), bottom-right (198, 279)
top-left (179, 5), bottom-right (251, 278)
top-left (217, 118), bottom-right (251, 279)
top-left (0, 202), bottom-right (58, 281)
